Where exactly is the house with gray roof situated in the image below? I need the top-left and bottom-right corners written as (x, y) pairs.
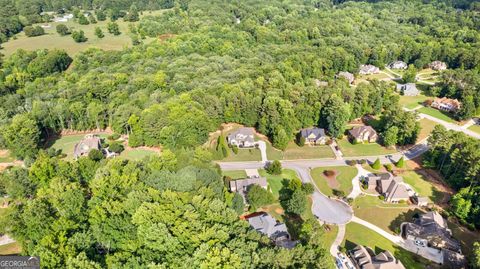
top-left (246, 212), bottom-right (296, 248)
top-left (396, 83), bottom-right (419, 96)
top-left (366, 173), bottom-right (410, 203)
top-left (359, 64), bottom-right (380, 75)
top-left (349, 126), bottom-right (378, 143)
top-left (388, 61), bottom-right (408, 70)
top-left (227, 127), bottom-right (255, 148)
top-left (229, 169), bottom-right (267, 203)
top-left (336, 71), bottom-right (355, 84)
top-left (73, 134), bottom-right (101, 159)
top-left (299, 127), bottom-right (327, 145)
top-left (349, 244), bottom-right (405, 269)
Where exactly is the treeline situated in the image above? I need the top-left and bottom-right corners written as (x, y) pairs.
top-left (424, 125), bottom-right (480, 229)
top-left (0, 151), bottom-right (331, 268)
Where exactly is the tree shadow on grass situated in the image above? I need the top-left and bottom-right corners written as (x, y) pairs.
top-left (388, 209), bottom-right (424, 236)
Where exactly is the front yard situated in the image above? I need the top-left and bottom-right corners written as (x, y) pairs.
top-left (311, 166), bottom-right (357, 196)
top-left (337, 138), bottom-right (397, 157)
top-left (282, 142), bottom-right (334, 159)
top-left (468, 124), bottom-right (480, 134)
top-left (417, 107), bottom-right (457, 123)
top-left (342, 222), bottom-right (433, 269)
top-left (259, 169), bottom-right (300, 199)
top-left (416, 118), bottom-right (438, 142)
top-left (221, 147), bottom-right (262, 162)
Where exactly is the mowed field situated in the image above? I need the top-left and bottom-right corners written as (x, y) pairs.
top-left (1, 10), bottom-right (165, 56)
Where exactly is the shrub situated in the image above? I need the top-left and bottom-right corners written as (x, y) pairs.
top-left (266, 160), bottom-right (282, 175)
top-left (385, 163), bottom-right (393, 172)
top-left (396, 156), bottom-right (405, 168)
top-left (346, 160), bottom-right (356, 166)
top-left (302, 183), bottom-right (315, 195)
top-left (371, 158), bottom-right (381, 170)
top-left (108, 133), bottom-right (121, 140)
top-left (56, 24), bottom-right (70, 35)
top-left (107, 22), bottom-right (121, 35)
top-left (72, 30), bottom-right (87, 42)
top-left (297, 135), bottom-right (305, 147)
top-left (332, 189), bottom-right (345, 197)
top-left (358, 159), bottom-right (367, 165)
top-left (24, 26), bottom-right (45, 37)
top-left (94, 27), bottom-right (104, 38)
top-left (78, 14), bottom-right (90, 25)
top-left (232, 145), bottom-right (238, 154)
top-left (109, 142), bottom-right (124, 154)
top-left (323, 170), bottom-right (335, 177)
top-left (88, 149), bottom-right (104, 161)
top-left (378, 195), bottom-right (385, 201)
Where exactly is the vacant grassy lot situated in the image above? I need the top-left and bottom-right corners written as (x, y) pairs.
top-left (468, 124), bottom-right (480, 134)
top-left (342, 222), bottom-right (432, 269)
top-left (398, 94), bottom-right (429, 110)
top-left (282, 142), bottom-right (334, 160)
top-left (337, 138), bottom-right (397, 157)
top-left (1, 10), bottom-right (165, 56)
top-left (50, 133), bottom-right (109, 160)
top-left (221, 148), bottom-right (262, 162)
top-left (401, 171), bottom-right (444, 203)
top-left (222, 170), bottom-right (247, 179)
top-left (416, 118), bottom-right (438, 142)
top-left (311, 166), bottom-right (357, 196)
top-left (259, 169), bottom-right (299, 199)
top-left (352, 195), bottom-right (424, 235)
top-left (418, 107), bottom-right (457, 123)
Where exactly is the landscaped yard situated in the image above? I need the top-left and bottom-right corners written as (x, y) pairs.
top-left (221, 148), bottom-right (262, 162)
top-left (337, 138), bottom-right (397, 157)
top-left (259, 169), bottom-right (300, 199)
top-left (416, 118), bottom-right (438, 142)
top-left (49, 133), bottom-right (109, 160)
top-left (1, 10), bottom-right (165, 56)
top-left (117, 148), bottom-right (158, 160)
top-left (282, 142), bottom-right (334, 160)
top-left (311, 166), bottom-right (357, 196)
top-left (222, 170), bottom-right (247, 180)
top-left (468, 124), bottom-right (480, 134)
top-left (418, 107), bottom-right (457, 123)
top-left (352, 195), bottom-right (424, 235)
top-left (398, 94), bottom-right (429, 110)
top-left (400, 171), bottom-right (444, 203)
top-left (342, 222), bottom-right (433, 269)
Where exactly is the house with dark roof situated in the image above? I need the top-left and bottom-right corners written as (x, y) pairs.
top-left (349, 244), bottom-right (405, 269)
top-left (349, 126), bottom-right (378, 143)
top-left (73, 134), bottom-right (101, 159)
top-left (401, 211), bottom-right (465, 267)
top-left (229, 170), bottom-right (267, 203)
top-left (299, 127), bottom-right (328, 145)
top-left (246, 212), bottom-right (296, 248)
top-left (336, 71), bottom-right (355, 84)
top-left (227, 127), bottom-right (256, 148)
top-left (388, 61), bottom-right (408, 70)
top-left (368, 173), bottom-right (410, 203)
top-left (396, 83), bottom-right (419, 96)
top-left (359, 64), bottom-right (380, 75)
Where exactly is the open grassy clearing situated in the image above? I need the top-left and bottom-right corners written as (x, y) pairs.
top-left (1, 10), bottom-right (166, 56)
top-left (468, 124), bottom-right (480, 134)
top-left (416, 118), bottom-right (438, 142)
top-left (342, 222), bottom-right (433, 269)
top-left (337, 138), bottom-right (397, 157)
top-left (311, 166), bottom-right (357, 196)
top-left (400, 171), bottom-right (444, 203)
top-left (398, 94), bottom-right (429, 110)
top-left (417, 107), bottom-right (457, 123)
top-left (352, 195), bottom-right (424, 235)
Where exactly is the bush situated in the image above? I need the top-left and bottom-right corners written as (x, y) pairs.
top-left (385, 163), bottom-right (393, 172)
top-left (332, 189), bottom-right (345, 197)
top-left (96, 10), bottom-right (106, 21)
top-left (358, 159), bottom-right (367, 165)
top-left (107, 22), bottom-right (121, 35)
top-left (371, 158), bottom-right (381, 170)
top-left (346, 160), bottom-right (356, 166)
top-left (72, 30), bottom-right (87, 42)
top-left (108, 133), bottom-right (121, 141)
top-left (302, 183), bottom-right (315, 195)
top-left (297, 135), bottom-right (305, 147)
top-left (78, 14), bottom-right (90, 25)
top-left (232, 145), bottom-right (238, 154)
top-left (24, 26), bottom-right (45, 37)
top-left (323, 170), bottom-right (335, 177)
top-left (88, 149), bottom-right (104, 161)
top-left (396, 156), bottom-right (405, 168)
top-left (95, 27), bottom-right (104, 38)
top-left (378, 195), bottom-right (385, 201)
top-left (109, 142), bottom-right (124, 154)
top-left (56, 24), bottom-right (70, 35)
top-left (266, 160), bottom-right (282, 175)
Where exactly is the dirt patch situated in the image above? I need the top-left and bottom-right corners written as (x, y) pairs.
top-left (323, 171), bottom-right (341, 189)
top-left (275, 207), bottom-right (284, 215)
top-left (0, 150), bottom-right (9, 158)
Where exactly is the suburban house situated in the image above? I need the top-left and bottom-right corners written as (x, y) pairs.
top-left (388, 61), bottom-right (408, 70)
top-left (336, 71), bottom-right (355, 84)
top-left (227, 127), bottom-right (256, 148)
top-left (359, 64), bottom-right (380, 75)
top-left (299, 127), bottom-right (328, 145)
top-left (349, 126), bottom-right (378, 143)
top-left (402, 211), bottom-right (465, 267)
top-left (245, 212), bottom-right (296, 248)
top-left (429, 61), bottom-right (447, 71)
top-left (397, 83), bottom-right (420, 96)
top-left (430, 97), bottom-right (461, 112)
top-left (348, 244), bottom-right (405, 269)
top-left (229, 169), bottom-right (267, 203)
top-left (73, 134), bottom-right (101, 159)
top-left (370, 173), bottom-right (410, 203)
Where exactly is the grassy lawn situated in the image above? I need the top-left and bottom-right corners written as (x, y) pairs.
top-left (337, 138), bottom-right (397, 157)
top-left (468, 124), bottom-right (480, 134)
top-left (1, 10), bottom-right (165, 56)
top-left (221, 148), bottom-right (262, 162)
top-left (259, 169), bottom-right (300, 199)
top-left (264, 140), bottom-right (284, 161)
top-left (0, 242), bottom-right (21, 255)
top-left (118, 148), bottom-right (158, 160)
top-left (418, 107), bottom-right (457, 123)
top-left (398, 94), bottom-right (429, 110)
top-left (416, 118), bottom-right (438, 142)
top-left (342, 222), bottom-right (432, 269)
top-left (222, 170), bottom-right (247, 179)
top-left (282, 142), bottom-right (334, 160)
top-left (400, 171), bottom-right (444, 203)
top-left (352, 196), bottom-right (424, 235)
top-left (449, 221), bottom-right (480, 257)
top-left (50, 133), bottom-right (109, 160)
top-left (311, 166), bottom-right (357, 196)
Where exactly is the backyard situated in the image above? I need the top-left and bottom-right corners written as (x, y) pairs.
top-left (337, 138), bottom-right (397, 157)
top-left (311, 166), bottom-right (357, 196)
top-left (398, 94), bottom-right (429, 110)
top-left (0, 10), bottom-right (166, 56)
top-left (342, 222), bottom-right (433, 269)
top-left (418, 107), bottom-right (457, 123)
top-left (400, 170), bottom-right (444, 203)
